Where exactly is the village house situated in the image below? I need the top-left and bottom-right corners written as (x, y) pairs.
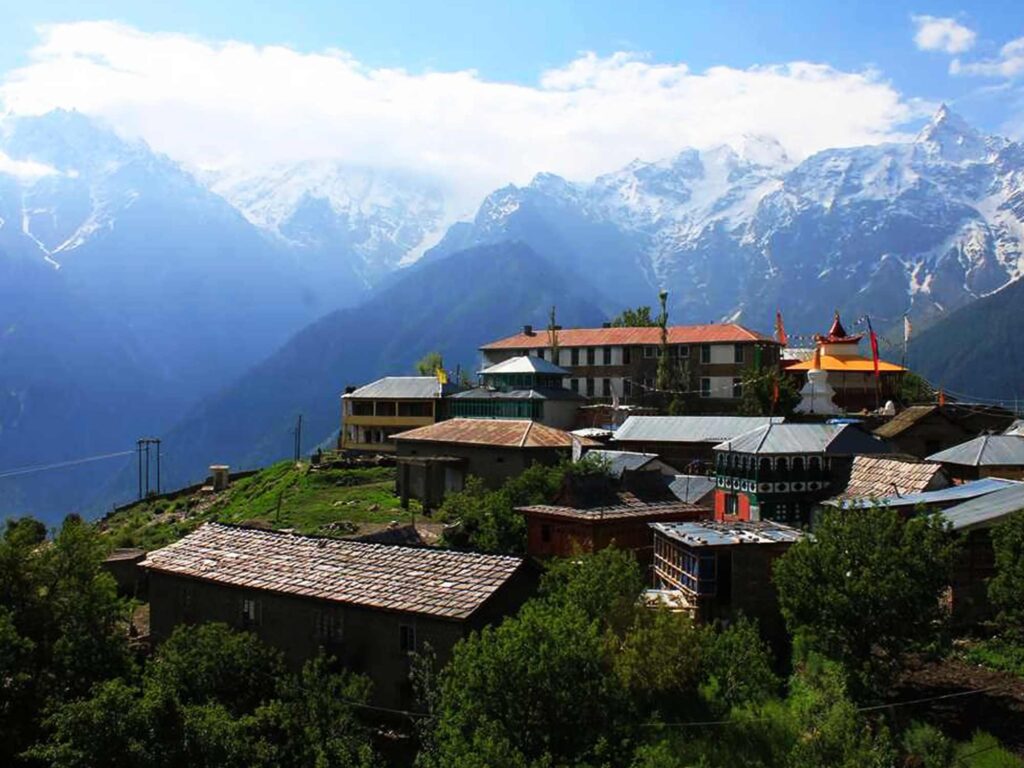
top-left (650, 520), bottom-right (804, 643)
top-left (927, 434), bottom-right (1024, 483)
top-left (141, 523), bottom-right (535, 709)
top-left (938, 482), bottom-right (1024, 626)
top-left (783, 313), bottom-right (904, 412)
top-left (392, 419), bottom-right (597, 510)
top-left (479, 323), bottom-right (781, 410)
top-left (822, 476), bottom-right (1018, 516)
top-left (610, 415), bottom-right (785, 473)
top-left (831, 454), bottom-right (950, 501)
top-left (712, 422), bottom-right (893, 527)
top-left (447, 356), bottom-right (583, 429)
top-left (873, 403), bottom-right (1017, 459)
top-left (340, 377), bottom-right (456, 453)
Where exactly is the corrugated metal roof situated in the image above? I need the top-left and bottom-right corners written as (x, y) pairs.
top-left (927, 435), bottom-right (1024, 466)
top-left (392, 418), bottom-right (597, 449)
top-left (479, 356), bottom-right (570, 375)
top-left (585, 450), bottom-right (660, 478)
top-left (140, 523), bottom-right (524, 620)
top-left (652, 520), bottom-right (805, 547)
top-left (940, 483), bottom-right (1024, 531)
top-left (449, 387), bottom-right (582, 402)
top-left (715, 423), bottom-right (892, 456)
top-left (1006, 420), bottom-right (1024, 437)
top-left (613, 415), bottom-right (784, 444)
top-left (481, 324), bottom-right (777, 350)
top-left (343, 377), bottom-right (449, 400)
top-left (827, 477), bottom-right (1018, 510)
top-left (667, 475), bottom-right (717, 504)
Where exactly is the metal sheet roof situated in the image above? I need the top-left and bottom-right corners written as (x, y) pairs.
top-left (939, 483), bottom-right (1024, 531)
top-left (651, 520), bottom-right (805, 547)
top-left (481, 324), bottom-right (777, 350)
top-left (343, 377), bottom-right (449, 400)
top-left (613, 415), bottom-right (784, 444)
top-left (715, 423), bottom-right (892, 456)
top-left (141, 523), bottom-right (524, 620)
top-left (479, 356), bottom-right (570, 376)
top-left (1006, 420), bottom-right (1024, 437)
top-left (928, 435), bottom-right (1024, 467)
top-left (450, 387), bottom-right (582, 401)
top-left (827, 477), bottom-right (1018, 510)
top-left (666, 475), bottom-right (717, 504)
top-left (585, 450), bottom-right (660, 478)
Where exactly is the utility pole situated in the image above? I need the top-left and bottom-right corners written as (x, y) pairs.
top-left (137, 439), bottom-right (143, 499)
top-left (293, 415), bottom-right (303, 462)
top-left (136, 437), bottom-right (162, 499)
top-left (155, 438), bottom-right (162, 495)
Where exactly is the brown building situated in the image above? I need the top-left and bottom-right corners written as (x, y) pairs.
top-left (927, 434), bottom-right (1024, 483)
top-left (520, 501), bottom-right (706, 564)
top-left (832, 455), bottom-right (949, 501)
top-left (611, 415), bottom-right (785, 473)
top-left (141, 523), bottom-right (534, 709)
top-left (480, 323), bottom-right (780, 411)
top-left (340, 377), bottom-right (456, 453)
top-left (392, 419), bottom-right (598, 510)
top-left (873, 404), bottom-right (1018, 459)
top-left (650, 520), bottom-right (804, 643)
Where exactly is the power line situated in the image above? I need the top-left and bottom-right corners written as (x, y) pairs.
top-left (0, 450), bottom-right (135, 480)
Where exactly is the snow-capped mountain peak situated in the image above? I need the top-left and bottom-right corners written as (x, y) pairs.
top-left (914, 103), bottom-right (990, 164)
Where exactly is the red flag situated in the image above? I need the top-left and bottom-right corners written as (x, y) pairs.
top-left (772, 378), bottom-right (780, 405)
top-left (866, 317), bottom-right (880, 379)
top-left (775, 310), bottom-right (789, 346)
top-left (938, 388), bottom-right (946, 407)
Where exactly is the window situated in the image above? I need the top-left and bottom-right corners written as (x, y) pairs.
top-left (623, 378), bottom-right (632, 397)
top-left (602, 346), bottom-right (612, 365)
top-left (586, 378), bottom-right (595, 397)
top-left (541, 524), bottom-right (552, 543)
top-left (351, 401), bottom-right (373, 416)
top-left (241, 597), bottom-right (260, 628)
top-left (400, 624), bottom-right (417, 653)
top-left (734, 344), bottom-right (745, 363)
top-left (700, 344), bottom-right (711, 364)
top-left (725, 494), bottom-right (738, 516)
top-left (602, 378), bottom-right (611, 397)
top-left (317, 610), bottom-right (343, 642)
top-left (375, 401), bottom-right (396, 416)
top-left (570, 348), bottom-right (580, 366)
top-left (587, 348), bottom-right (596, 365)
top-left (644, 346), bottom-right (656, 358)
top-left (700, 378), bottom-right (711, 398)
top-left (398, 401), bottom-right (432, 417)
top-left (623, 347), bottom-right (632, 365)
top-left (677, 345), bottom-right (690, 358)
top-left (570, 378), bottom-right (579, 393)
top-left (536, 348), bottom-right (546, 360)
top-left (732, 378), bottom-right (743, 399)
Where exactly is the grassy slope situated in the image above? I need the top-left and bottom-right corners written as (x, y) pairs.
top-left (99, 461), bottom-right (420, 550)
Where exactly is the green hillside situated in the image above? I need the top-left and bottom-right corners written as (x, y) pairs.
top-left (911, 277), bottom-right (1024, 405)
top-left (99, 461), bottom-right (421, 551)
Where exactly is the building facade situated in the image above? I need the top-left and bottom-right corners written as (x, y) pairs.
top-left (340, 377), bottom-right (455, 453)
top-left (650, 520), bottom-right (803, 643)
top-left (480, 324), bottom-right (781, 411)
top-left (142, 523), bottom-right (534, 709)
top-left (712, 423), bottom-right (893, 527)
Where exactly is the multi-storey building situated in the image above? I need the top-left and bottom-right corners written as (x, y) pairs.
top-left (340, 377), bottom-right (455, 453)
top-left (479, 323), bottom-right (780, 411)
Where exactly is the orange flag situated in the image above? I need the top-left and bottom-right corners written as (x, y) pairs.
top-left (775, 310), bottom-right (789, 346)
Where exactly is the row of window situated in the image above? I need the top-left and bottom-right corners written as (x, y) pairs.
top-left (715, 453), bottom-right (830, 478)
top-left (348, 401), bottom-right (434, 417)
top-left (565, 377), bottom-right (743, 399)
top-left (527, 343), bottom-right (748, 365)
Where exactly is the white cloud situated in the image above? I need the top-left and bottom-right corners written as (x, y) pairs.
top-left (1, 21), bottom-right (922, 214)
top-left (912, 15), bottom-right (976, 54)
top-left (951, 37), bottom-right (1024, 78)
top-left (0, 149), bottom-right (58, 180)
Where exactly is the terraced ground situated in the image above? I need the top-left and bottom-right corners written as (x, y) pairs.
top-left (99, 461), bottom-right (424, 550)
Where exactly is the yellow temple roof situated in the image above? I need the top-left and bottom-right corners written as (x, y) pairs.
top-left (786, 354), bottom-right (905, 373)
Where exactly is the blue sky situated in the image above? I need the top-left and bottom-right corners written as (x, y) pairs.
top-left (1, 1), bottom-right (1022, 210)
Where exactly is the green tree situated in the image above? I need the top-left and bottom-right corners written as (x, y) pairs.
top-left (739, 364), bottom-right (799, 417)
top-left (987, 510), bottom-right (1024, 641)
top-left (610, 306), bottom-right (657, 327)
top-left (700, 617), bottom-right (779, 716)
top-left (541, 546), bottom-right (645, 633)
top-left (415, 351), bottom-right (444, 376)
top-left (774, 507), bottom-right (957, 700)
top-left (899, 370), bottom-right (935, 404)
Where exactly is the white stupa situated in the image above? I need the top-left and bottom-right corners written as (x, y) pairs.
top-left (795, 346), bottom-right (841, 415)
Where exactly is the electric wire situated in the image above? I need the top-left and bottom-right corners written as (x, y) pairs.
top-left (0, 450), bottom-right (135, 479)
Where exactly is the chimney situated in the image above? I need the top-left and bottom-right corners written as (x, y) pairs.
top-left (523, 324), bottom-right (534, 336)
top-left (343, 385), bottom-right (357, 395)
top-left (209, 464), bottom-right (230, 492)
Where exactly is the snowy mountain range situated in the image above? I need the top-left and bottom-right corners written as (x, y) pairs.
top-left (427, 105), bottom-right (1024, 333)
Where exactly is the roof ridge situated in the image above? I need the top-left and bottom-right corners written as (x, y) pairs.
top-left (520, 421), bottom-right (534, 448)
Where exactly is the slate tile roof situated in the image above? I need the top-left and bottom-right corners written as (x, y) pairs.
top-left (836, 455), bottom-right (948, 500)
top-left (481, 324), bottom-right (776, 350)
top-left (392, 418), bottom-right (597, 449)
top-left (873, 406), bottom-right (945, 438)
top-left (140, 523), bottom-right (524, 620)
top-left (517, 501), bottom-right (705, 522)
